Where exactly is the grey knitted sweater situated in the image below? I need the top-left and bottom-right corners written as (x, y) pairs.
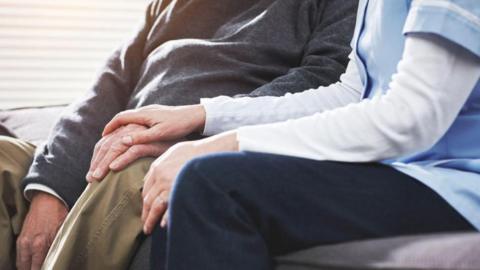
top-left (23, 0), bottom-right (357, 208)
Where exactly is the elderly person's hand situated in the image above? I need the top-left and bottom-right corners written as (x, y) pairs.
top-left (16, 192), bottom-right (68, 270)
top-left (141, 131), bottom-right (238, 234)
top-left (102, 104), bottom-right (206, 146)
top-left (86, 123), bottom-right (178, 182)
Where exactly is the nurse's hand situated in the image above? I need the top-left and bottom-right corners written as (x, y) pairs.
top-left (102, 104), bottom-right (206, 146)
top-left (141, 131), bottom-right (238, 234)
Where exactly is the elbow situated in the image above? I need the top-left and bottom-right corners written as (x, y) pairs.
top-left (372, 99), bottom-right (447, 158)
top-left (390, 107), bottom-right (447, 156)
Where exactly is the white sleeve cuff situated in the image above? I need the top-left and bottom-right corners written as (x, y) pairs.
top-left (24, 184), bottom-right (69, 209)
top-left (200, 96), bottom-right (237, 136)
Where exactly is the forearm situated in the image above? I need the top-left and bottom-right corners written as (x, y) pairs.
top-left (193, 131), bottom-right (239, 154)
top-left (236, 35), bottom-right (480, 162)
top-left (201, 57), bottom-right (362, 135)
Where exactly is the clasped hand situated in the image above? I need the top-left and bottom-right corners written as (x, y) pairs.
top-left (86, 104), bottom-right (205, 182)
top-left (87, 104), bottom-right (238, 234)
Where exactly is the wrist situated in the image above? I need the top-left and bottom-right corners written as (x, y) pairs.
top-left (222, 131), bottom-right (239, 151)
top-left (195, 131), bottom-right (239, 153)
top-left (191, 104), bottom-right (207, 133)
top-left (30, 191), bottom-right (67, 209)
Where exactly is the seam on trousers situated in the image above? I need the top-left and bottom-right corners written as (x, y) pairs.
top-left (74, 187), bottom-right (137, 265)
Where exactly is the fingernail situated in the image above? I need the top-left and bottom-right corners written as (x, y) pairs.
top-left (110, 162), bottom-right (118, 170)
top-left (86, 172), bottom-right (92, 181)
top-left (161, 220), bottom-right (166, 228)
top-left (143, 225), bottom-right (148, 234)
top-left (122, 136), bottom-right (133, 145)
top-left (92, 168), bottom-right (102, 179)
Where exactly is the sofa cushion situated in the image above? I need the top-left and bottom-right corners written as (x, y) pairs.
top-left (0, 105), bottom-right (65, 146)
top-left (130, 232), bottom-right (480, 270)
top-left (276, 232), bottom-right (480, 270)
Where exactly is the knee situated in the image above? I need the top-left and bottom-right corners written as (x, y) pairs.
top-left (0, 136), bottom-right (34, 173)
top-left (77, 158), bottom-right (155, 213)
top-left (171, 156), bottom-right (209, 197)
top-left (0, 136), bottom-right (35, 159)
top-left (99, 157), bottom-right (154, 191)
top-left (168, 156), bottom-right (219, 216)
top-left (170, 153), bottom-right (241, 206)
top-left (176, 154), bottom-right (230, 188)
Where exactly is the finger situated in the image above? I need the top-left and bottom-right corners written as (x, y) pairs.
top-left (142, 171), bottom-right (152, 200)
top-left (87, 137), bottom-right (114, 182)
top-left (160, 209), bottom-right (169, 228)
top-left (16, 238), bottom-right (32, 270)
top-left (91, 141), bottom-right (128, 181)
top-left (109, 144), bottom-right (166, 171)
top-left (87, 128), bottom-right (123, 182)
top-left (144, 194), bottom-right (169, 234)
top-left (121, 126), bottom-right (166, 146)
top-left (142, 164), bottom-right (158, 199)
top-left (103, 110), bottom-right (149, 136)
top-left (141, 179), bottom-right (164, 223)
top-left (31, 236), bottom-right (49, 270)
top-left (86, 137), bottom-right (107, 181)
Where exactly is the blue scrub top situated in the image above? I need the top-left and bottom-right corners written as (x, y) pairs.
top-left (352, 0), bottom-right (480, 229)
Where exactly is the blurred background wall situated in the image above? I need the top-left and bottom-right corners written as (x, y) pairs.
top-left (0, 0), bottom-right (149, 109)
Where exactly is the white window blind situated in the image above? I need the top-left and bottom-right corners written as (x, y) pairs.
top-left (0, 0), bottom-right (149, 109)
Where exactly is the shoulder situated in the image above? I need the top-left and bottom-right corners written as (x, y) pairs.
top-left (148, 0), bottom-right (173, 19)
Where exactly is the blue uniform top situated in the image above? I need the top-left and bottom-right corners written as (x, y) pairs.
top-left (352, 0), bottom-right (480, 229)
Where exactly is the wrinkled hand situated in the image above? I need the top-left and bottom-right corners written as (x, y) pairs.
top-left (16, 192), bottom-right (68, 270)
top-left (142, 131), bottom-right (238, 234)
top-left (87, 123), bottom-right (177, 182)
top-left (102, 104), bottom-right (206, 146)
top-left (109, 141), bottom-right (178, 172)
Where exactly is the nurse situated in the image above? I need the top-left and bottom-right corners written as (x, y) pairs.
top-left (102, 0), bottom-right (480, 269)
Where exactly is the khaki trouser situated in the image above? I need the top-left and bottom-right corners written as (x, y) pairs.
top-left (0, 136), bottom-right (151, 270)
top-left (42, 157), bottom-right (152, 270)
top-left (0, 136), bottom-right (35, 270)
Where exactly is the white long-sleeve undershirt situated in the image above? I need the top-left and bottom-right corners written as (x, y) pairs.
top-left (202, 34), bottom-right (480, 162)
top-left (202, 52), bottom-right (363, 136)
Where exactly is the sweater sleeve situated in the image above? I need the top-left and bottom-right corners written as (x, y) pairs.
top-left (243, 0), bottom-right (357, 97)
top-left (237, 35), bottom-right (480, 162)
top-left (21, 0), bottom-right (167, 208)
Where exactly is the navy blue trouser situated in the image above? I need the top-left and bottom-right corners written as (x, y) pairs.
top-left (150, 152), bottom-right (474, 270)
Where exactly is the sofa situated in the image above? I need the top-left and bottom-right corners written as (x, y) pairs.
top-left (1, 106), bottom-right (479, 270)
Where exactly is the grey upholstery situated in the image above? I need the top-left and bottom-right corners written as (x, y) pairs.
top-left (130, 233), bottom-right (480, 270)
top-left (0, 105), bottom-right (65, 146)
top-left (2, 107), bottom-right (480, 270)
top-left (0, 122), bottom-right (15, 137)
top-left (275, 232), bottom-right (480, 270)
